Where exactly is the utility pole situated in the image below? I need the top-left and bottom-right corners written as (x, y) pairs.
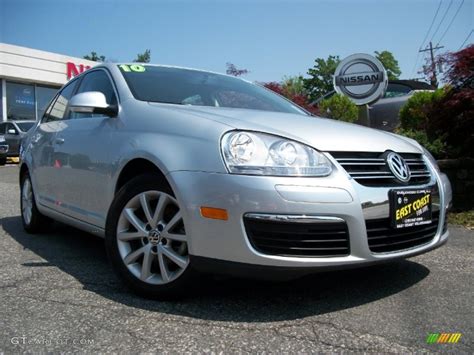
top-left (419, 41), bottom-right (444, 87)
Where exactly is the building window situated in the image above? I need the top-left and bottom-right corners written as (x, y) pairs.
top-left (6, 82), bottom-right (36, 121)
top-left (36, 85), bottom-right (59, 120)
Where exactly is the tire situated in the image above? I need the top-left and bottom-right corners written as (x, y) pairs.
top-left (105, 173), bottom-right (197, 299)
top-left (0, 157), bottom-right (6, 166)
top-left (20, 172), bottom-right (52, 233)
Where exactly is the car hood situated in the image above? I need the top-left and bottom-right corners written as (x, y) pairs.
top-left (148, 104), bottom-right (421, 153)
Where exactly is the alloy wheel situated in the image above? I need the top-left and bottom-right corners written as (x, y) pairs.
top-left (116, 191), bottom-right (189, 285)
top-left (21, 177), bottom-right (33, 225)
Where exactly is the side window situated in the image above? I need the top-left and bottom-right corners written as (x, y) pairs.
top-left (384, 84), bottom-right (412, 98)
top-left (41, 92), bottom-right (59, 121)
top-left (44, 80), bottom-right (79, 122)
top-left (0, 123), bottom-right (5, 134)
top-left (71, 70), bottom-right (117, 119)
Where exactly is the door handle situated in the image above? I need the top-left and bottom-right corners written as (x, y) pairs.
top-left (55, 138), bottom-right (65, 145)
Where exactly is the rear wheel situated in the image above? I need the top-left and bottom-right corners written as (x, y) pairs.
top-left (0, 157), bottom-right (6, 166)
top-left (20, 172), bottom-right (51, 233)
top-left (106, 174), bottom-right (196, 299)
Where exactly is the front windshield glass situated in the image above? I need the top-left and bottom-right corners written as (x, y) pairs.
top-left (118, 65), bottom-right (306, 115)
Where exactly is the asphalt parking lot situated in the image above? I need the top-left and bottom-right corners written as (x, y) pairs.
top-left (0, 165), bottom-right (472, 353)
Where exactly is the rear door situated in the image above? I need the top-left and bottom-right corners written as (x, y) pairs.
top-left (51, 69), bottom-right (118, 227)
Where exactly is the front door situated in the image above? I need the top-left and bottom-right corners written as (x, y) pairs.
top-left (30, 80), bottom-right (79, 210)
top-left (51, 69), bottom-right (118, 228)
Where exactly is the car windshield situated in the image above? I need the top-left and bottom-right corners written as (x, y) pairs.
top-left (118, 65), bottom-right (307, 115)
top-left (16, 122), bottom-right (35, 132)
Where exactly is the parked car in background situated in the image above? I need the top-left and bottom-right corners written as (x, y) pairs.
top-left (0, 120), bottom-right (36, 158)
top-left (19, 64), bottom-right (451, 298)
top-left (0, 135), bottom-right (8, 165)
top-left (316, 80), bottom-right (435, 131)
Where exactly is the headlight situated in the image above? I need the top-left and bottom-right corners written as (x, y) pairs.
top-left (221, 131), bottom-right (332, 176)
top-left (422, 147), bottom-right (440, 173)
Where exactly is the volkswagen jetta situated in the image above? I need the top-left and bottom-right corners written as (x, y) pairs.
top-left (19, 64), bottom-right (452, 298)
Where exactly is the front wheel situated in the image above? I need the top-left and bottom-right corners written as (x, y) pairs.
top-left (105, 174), bottom-right (196, 299)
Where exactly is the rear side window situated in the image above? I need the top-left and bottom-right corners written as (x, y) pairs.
top-left (384, 83), bottom-right (412, 98)
top-left (0, 123), bottom-right (5, 134)
top-left (44, 80), bottom-right (79, 122)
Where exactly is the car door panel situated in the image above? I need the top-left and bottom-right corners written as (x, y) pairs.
top-left (52, 117), bottom-right (113, 226)
top-left (29, 80), bottom-right (79, 211)
top-left (51, 69), bottom-right (118, 227)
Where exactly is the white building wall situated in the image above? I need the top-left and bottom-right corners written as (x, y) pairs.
top-left (0, 43), bottom-right (97, 86)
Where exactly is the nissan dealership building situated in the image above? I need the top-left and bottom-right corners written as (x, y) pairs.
top-left (0, 43), bottom-right (97, 122)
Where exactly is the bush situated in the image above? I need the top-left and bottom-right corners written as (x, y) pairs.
top-left (398, 89), bottom-right (445, 131)
top-left (427, 88), bottom-right (473, 158)
top-left (318, 94), bottom-right (358, 123)
top-left (396, 128), bottom-right (446, 157)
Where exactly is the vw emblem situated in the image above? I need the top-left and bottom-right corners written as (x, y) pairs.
top-left (386, 152), bottom-right (411, 182)
top-left (148, 229), bottom-right (161, 245)
top-left (333, 53), bottom-right (388, 105)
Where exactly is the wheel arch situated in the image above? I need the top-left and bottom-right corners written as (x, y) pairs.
top-left (19, 162), bottom-right (30, 185)
top-left (114, 158), bottom-right (171, 195)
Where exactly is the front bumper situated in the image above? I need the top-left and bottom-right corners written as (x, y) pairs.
top-left (167, 162), bottom-right (451, 271)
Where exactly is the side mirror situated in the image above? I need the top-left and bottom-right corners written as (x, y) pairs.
top-left (7, 129), bottom-right (17, 135)
top-left (69, 91), bottom-right (118, 117)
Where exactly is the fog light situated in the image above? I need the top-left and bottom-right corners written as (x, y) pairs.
top-left (200, 207), bottom-right (228, 220)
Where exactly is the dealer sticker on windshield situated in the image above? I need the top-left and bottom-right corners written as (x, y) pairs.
top-left (390, 189), bottom-right (432, 229)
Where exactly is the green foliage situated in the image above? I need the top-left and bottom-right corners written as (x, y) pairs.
top-left (318, 94), bottom-right (358, 123)
top-left (83, 51), bottom-right (106, 62)
top-left (448, 210), bottom-right (474, 229)
top-left (399, 89), bottom-right (446, 130)
top-left (375, 50), bottom-right (401, 80)
top-left (134, 49), bottom-right (151, 63)
top-left (396, 128), bottom-right (446, 157)
top-left (304, 55), bottom-right (340, 102)
top-left (281, 75), bottom-right (307, 97)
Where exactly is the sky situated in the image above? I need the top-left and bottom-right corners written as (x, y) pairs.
top-left (1, 0), bottom-right (472, 82)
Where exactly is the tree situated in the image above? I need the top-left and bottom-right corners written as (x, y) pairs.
top-left (281, 75), bottom-right (306, 97)
top-left (263, 81), bottom-right (318, 115)
top-left (375, 50), bottom-right (401, 80)
top-left (304, 55), bottom-right (340, 102)
top-left (83, 51), bottom-right (106, 62)
top-left (397, 45), bottom-right (474, 158)
top-left (226, 62), bottom-right (249, 76)
top-left (134, 49), bottom-right (151, 63)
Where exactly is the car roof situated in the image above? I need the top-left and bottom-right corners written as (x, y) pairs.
top-left (389, 80), bottom-right (435, 90)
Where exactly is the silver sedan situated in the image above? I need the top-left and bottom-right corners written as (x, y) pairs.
top-left (19, 63), bottom-right (452, 298)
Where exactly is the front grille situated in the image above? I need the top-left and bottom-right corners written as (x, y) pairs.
top-left (366, 211), bottom-right (440, 253)
top-left (330, 152), bottom-right (431, 187)
top-left (244, 216), bottom-right (350, 257)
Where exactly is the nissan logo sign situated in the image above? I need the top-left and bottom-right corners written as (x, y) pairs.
top-left (333, 53), bottom-right (388, 105)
